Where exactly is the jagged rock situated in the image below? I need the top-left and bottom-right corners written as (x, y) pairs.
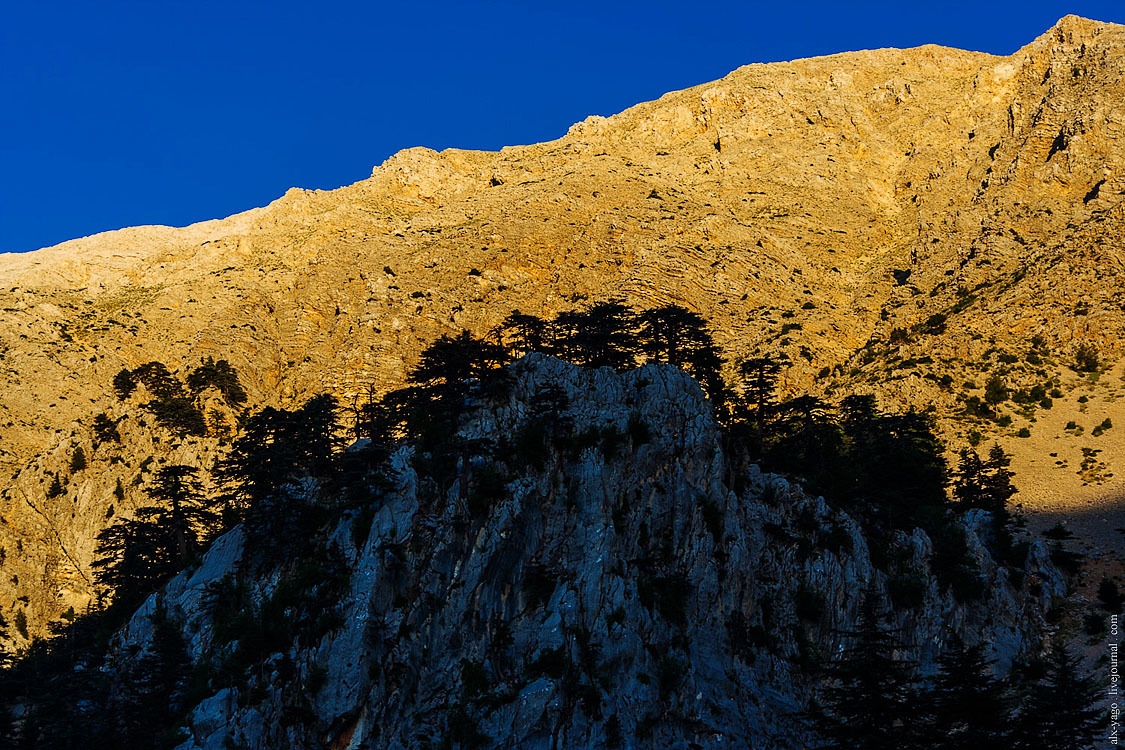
top-left (96, 355), bottom-right (1056, 749)
top-left (3, 13), bottom-right (1122, 655)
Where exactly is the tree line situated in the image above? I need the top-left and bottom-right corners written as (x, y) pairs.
top-left (0, 299), bottom-right (1108, 749)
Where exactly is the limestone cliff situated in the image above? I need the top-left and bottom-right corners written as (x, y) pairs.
top-left (0, 15), bottom-right (1121, 641)
top-left (98, 356), bottom-right (1060, 749)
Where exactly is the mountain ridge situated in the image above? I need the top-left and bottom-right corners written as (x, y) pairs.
top-left (1, 14), bottom-right (1123, 641)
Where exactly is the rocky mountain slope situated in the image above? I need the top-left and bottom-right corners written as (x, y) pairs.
top-left (104, 356), bottom-right (1060, 749)
top-left (1, 15), bottom-right (1123, 640)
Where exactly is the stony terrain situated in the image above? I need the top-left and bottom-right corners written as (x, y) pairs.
top-left (115, 355), bottom-right (1061, 749)
top-left (1, 14), bottom-right (1123, 639)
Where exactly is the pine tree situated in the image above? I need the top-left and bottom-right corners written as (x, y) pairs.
top-left (186, 356), bottom-right (247, 405)
top-left (112, 600), bottom-right (190, 747)
top-left (69, 445), bottom-right (87, 473)
top-left (637, 304), bottom-right (726, 405)
top-left (499, 310), bottom-right (548, 354)
top-left (737, 356), bottom-right (781, 419)
top-left (45, 475), bottom-right (64, 499)
top-left (93, 464), bottom-right (217, 607)
top-left (216, 396), bottom-right (344, 555)
top-left (92, 413), bottom-right (121, 445)
top-left (980, 444), bottom-right (1017, 518)
top-left (145, 464), bottom-right (216, 564)
top-left (952, 448), bottom-right (986, 509)
top-left (806, 589), bottom-right (922, 749)
top-left (1010, 645), bottom-right (1105, 750)
top-left (928, 634), bottom-right (1013, 748)
top-left (550, 300), bottom-right (639, 371)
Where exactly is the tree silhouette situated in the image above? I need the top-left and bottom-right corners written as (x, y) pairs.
top-left (980, 444), bottom-right (1016, 517)
top-left (186, 356), bottom-right (247, 405)
top-left (806, 589), bottom-right (922, 749)
top-left (737, 356), bottom-right (781, 419)
top-left (953, 449), bottom-right (986, 509)
top-left (1010, 644), bottom-right (1104, 750)
top-left (928, 634), bottom-right (1013, 748)
top-left (111, 600), bottom-right (191, 747)
top-left (499, 310), bottom-right (548, 355)
top-left (638, 304), bottom-right (726, 404)
top-left (216, 395), bottom-right (343, 555)
top-left (767, 396), bottom-right (844, 490)
top-left (69, 446), bottom-right (87, 473)
top-left (551, 300), bottom-right (639, 371)
top-left (92, 464), bottom-right (217, 608)
top-left (92, 413), bottom-right (121, 445)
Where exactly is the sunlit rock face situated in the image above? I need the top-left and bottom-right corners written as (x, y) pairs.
top-left (102, 356), bottom-right (1058, 749)
top-left (2, 14), bottom-right (1122, 648)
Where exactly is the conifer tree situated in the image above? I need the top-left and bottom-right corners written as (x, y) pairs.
top-left (112, 600), bottom-right (190, 747)
top-left (1010, 645), bottom-right (1104, 750)
top-left (952, 448), bottom-right (986, 509)
top-left (69, 445), bottom-right (87, 473)
top-left (216, 396), bottom-right (343, 554)
top-left (186, 356), bottom-right (247, 405)
top-left (499, 310), bottom-right (548, 355)
top-left (737, 356), bottom-right (781, 419)
top-left (637, 304), bottom-right (726, 405)
top-left (980, 444), bottom-right (1017, 518)
top-left (928, 634), bottom-right (1013, 748)
top-left (806, 589), bottom-right (922, 749)
top-left (551, 300), bottom-right (639, 371)
top-left (93, 464), bottom-right (217, 607)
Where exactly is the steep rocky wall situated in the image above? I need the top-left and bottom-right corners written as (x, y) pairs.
top-left (109, 356), bottom-right (1062, 749)
top-left (3, 12), bottom-right (1120, 662)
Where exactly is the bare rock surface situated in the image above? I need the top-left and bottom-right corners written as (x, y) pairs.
top-left (1, 14), bottom-right (1122, 640)
top-left (103, 356), bottom-right (1058, 749)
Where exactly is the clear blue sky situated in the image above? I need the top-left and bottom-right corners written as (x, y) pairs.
top-left (2, 1), bottom-right (1122, 253)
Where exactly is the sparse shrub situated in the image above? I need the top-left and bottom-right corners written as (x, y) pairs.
top-left (795, 585), bottom-right (825, 622)
top-left (1016, 427), bottom-right (1031, 438)
top-left (699, 498), bottom-right (723, 543)
top-left (656, 654), bottom-right (687, 697)
top-left (1084, 612), bottom-right (1106, 635)
top-left (627, 413), bottom-right (650, 445)
top-left (1049, 542), bottom-right (1083, 576)
top-left (460, 658), bottom-right (490, 697)
top-left (984, 376), bottom-right (1008, 405)
top-left (819, 524), bottom-right (853, 555)
top-left (1097, 578), bottom-right (1124, 611)
top-left (1073, 342), bottom-right (1100, 372)
top-left (527, 646), bottom-right (568, 679)
top-left (69, 446), bottom-right (87, 473)
top-left (637, 571), bottom-right (692, 625)
top-left (1092, 418), bottom-right (1112, 437)
top-left (1043, 523), bottom-right (1072, 540)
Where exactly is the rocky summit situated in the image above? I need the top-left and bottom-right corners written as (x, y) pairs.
top-left (0, 14), bottom-right (1120, 749)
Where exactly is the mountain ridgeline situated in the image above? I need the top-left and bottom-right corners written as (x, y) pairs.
top-left (0, 14), bottom-right (1121, 749)
top-left (0, 301), bottom-right (1103, 748)
top-left (3, 13), bottom-right (1125, 650)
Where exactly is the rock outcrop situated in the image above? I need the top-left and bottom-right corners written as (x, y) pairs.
top-left (103, 356), bottom-right (1061, 749)
top-left (1, 14), bottom-right (1121, 643)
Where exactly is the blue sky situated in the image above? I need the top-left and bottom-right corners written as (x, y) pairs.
top-left (2, 1), bottom-right (1122, 253)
